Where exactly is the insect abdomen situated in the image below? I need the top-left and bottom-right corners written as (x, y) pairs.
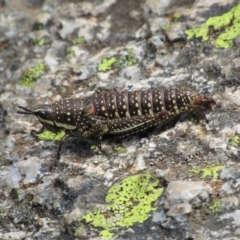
top-left (90, 89), bottom-right (194, 119)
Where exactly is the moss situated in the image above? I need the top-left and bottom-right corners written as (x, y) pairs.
top-left (72, 37), bottom-right (85, 45)
top-left (189, 165), bottom-right (225, 179)
top-left (229, 135), bottom-right (240, 147)
top-left (35, 130), bottom-right (65, 141)
top-left (209, 200), bottom-right (221, 213)
top-left (185, 3), bottom-right (240, 48)
top-left (98, 49), bottom-right (137, 72)
top-left (20, 63), bottom-right (45, 87)
top-left (76, 173), bottom-right (163, 239)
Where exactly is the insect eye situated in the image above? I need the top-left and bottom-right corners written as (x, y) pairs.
top-left (36, 110), bottom-right (49, 119)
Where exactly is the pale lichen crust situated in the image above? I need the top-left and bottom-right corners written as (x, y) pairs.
top-left (75, 173), bottom-right (163, 239)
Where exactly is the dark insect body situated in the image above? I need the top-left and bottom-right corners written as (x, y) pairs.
top-left (17, 88), bottom-right (216, 159)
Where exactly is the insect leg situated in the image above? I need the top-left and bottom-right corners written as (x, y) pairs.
top-left (107, 111), bottom-right (169, 137)
top-left (56, 133), bottom-right (70, 159)
top-left (78, 117), bottom-right (109, 155)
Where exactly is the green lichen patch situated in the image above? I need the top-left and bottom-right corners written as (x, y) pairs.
top-left (76, 173), bottom-right (163, 239)
top-left (116, 146), bottom-right (126, 153)
top-left (185, 3), bottom-right (240, 48)
top-left (32, 38), bottom-right (45, 46)
top-left (72, 37), bottom-right (85, 45)
top-left (67, 47), bottom-right (74, 58)
top-left (189, 165), bottom-right (225, 179)
top-left (163, 13), bottom-right (183, 30)
top-left (98, 57), bottom-right (117, 72)
top-left (229, 135), bottom-right (240, 147)
top-left (35, 130), bottom-right (65, 141)
top-left (98, 49), bottom-right (137, 72)
top-left (20, 63), bottom-right (45, 87)
top-left (209, 200), bottom-right (222, 213)
top-left (173, 13), bottom-right (182, 23)
top-left (114, 49), bottom-right (138, 71)
top-left (189, 114), bottom-right (198, 123)
top-left (188, 168), bottom-right (201, 175)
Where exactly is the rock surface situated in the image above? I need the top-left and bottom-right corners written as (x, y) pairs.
top-left (0, 0), bottom-right (240, 239)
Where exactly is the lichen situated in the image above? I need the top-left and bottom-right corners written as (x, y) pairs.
top-left (188, 168), bottom-right (201, 175)
top-left (189, 115), bottom-right (198, 123)
top-left (173, 13), bottom-right (182, 23)
top-left (229, 135), bottom-right (240, 147)
top-left (189, 165), bottom-right (225, 179)
top-left (185, 3), bottom-right (240, 48)
top-left (76, 173), bottom-right (163, 239)
top-left (209, 200), bottom-right (221, 213)
top-left (20, 63), bottom-right (45, 87)
top-left (35, 130), bottom-right (65, 141)
top-left (163, 13), bottom-right (182, 30)
top-left (116, 147), bottom-right (126, 153)
top-left (32, 38), bottom-right (45, 46)
top-left (72, 37), bottom-right (85, 45)
top-left (98, 57), bottom-right (117, 72)
top-left (98, 49), bottom-right (137, 72)
top-left (67, 47), bottom-right (74, 58)
top-left (114, 49), bottom-right (137, 70)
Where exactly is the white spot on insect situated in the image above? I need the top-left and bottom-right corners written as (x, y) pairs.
top-left (123, 105), bottom-right (126, 109)
top-left (67, 118), bottom-right (71, 121)
top-left (148, 103), bottom-right (151, 107)
top-left (102, 106), bottom-right (105, 111)
top-left (112, 105), bottom-right (115, 109)
top-left (149, 109), bottom-right (153, 115)
top-left (67, 112), bottom-right (71, 115)
top-left (135, 103), bottom-right (139, 107)
top-left (126, 112), bottom-right (130, 118)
